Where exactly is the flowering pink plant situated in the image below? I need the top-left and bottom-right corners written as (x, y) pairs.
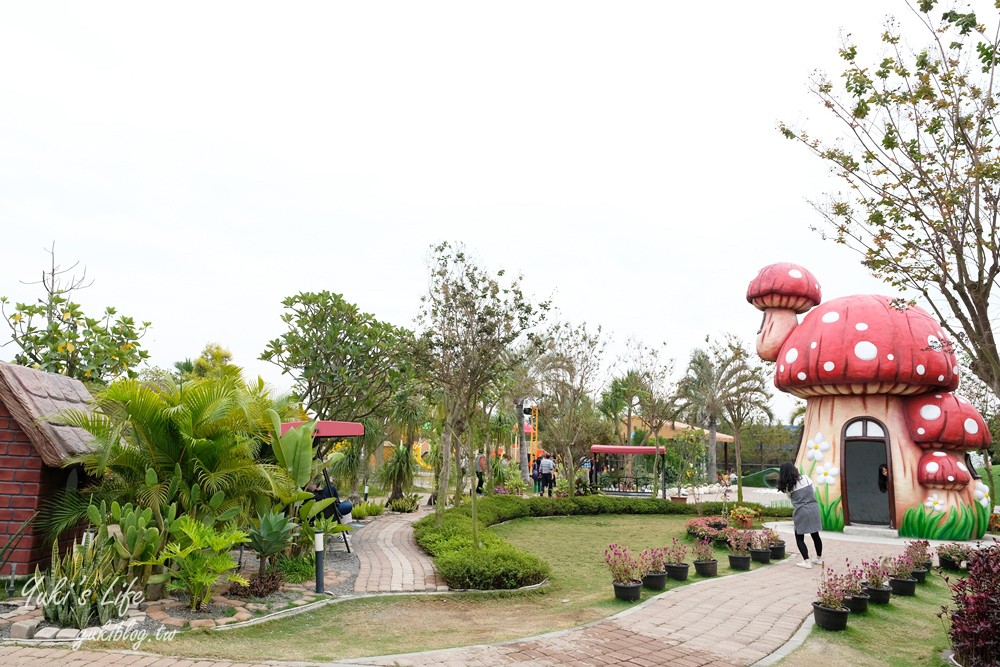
top-left (889, 553), bottom-right (916, 579)
top-left (903, 539), bottom-right (932, 569)
top-left (728, 530), bottom-right (755, 556)
top-left (862, 557), bottom-right (890, 588)
top-left (760, 528), bottom-right (783, 547)
top-left (685, 516), bottom-right (729, 540)
top-left (692, 539), bottom-right (716, 563)
top-left (816, 567), bottom-right (848, 610)
top-left (840, 560), bottom-right (865, 597)
top-left (640, 547), bottom-right (666, 574)
top-left (664, 538), bottom-right (687, 566)
top-left (604, 543), bottom-right (642, 584)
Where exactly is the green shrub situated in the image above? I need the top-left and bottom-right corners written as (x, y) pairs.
top-left (388, 493), bottom-right (420, 513)
top-left (352, 501), bottom-right (385, 520)
top-left (436, 544), bottom-right (549, 590)
top-left (272, 553), bottom-right (315, 583)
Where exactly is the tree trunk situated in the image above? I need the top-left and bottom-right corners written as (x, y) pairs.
top-left (258, 555), bottom-right (267, 580)
top-left (734, 432), bottom-right (744, 503)
top-left (707, 417), bottom-right (718, 483)
top-left (516, 399), bottom-right (530, 483)
top-left (435, 420), bottom-right (453, 524)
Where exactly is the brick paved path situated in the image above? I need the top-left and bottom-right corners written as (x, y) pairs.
top-left (337, 527), bottom-right (907, 667)
top-left (0, 525), bottom-right (912, 667)
top-left (353, 507), bottom-right (447, 594)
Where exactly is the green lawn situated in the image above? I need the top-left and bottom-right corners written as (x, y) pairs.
top-left (778, 570), bottom-right (958, 667)
top-left (133, 514), bottom-right (751, 662)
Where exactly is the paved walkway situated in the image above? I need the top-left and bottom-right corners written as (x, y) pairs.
top-left (338, 524), bottom-right (907, 667)
top-left (0, 522), bottom-right (938, 667)
top-left (352, 507), bottom-right (447, 594)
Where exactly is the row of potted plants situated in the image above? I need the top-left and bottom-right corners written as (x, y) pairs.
top-left (604, 528), bottom-right (788, 601)
top-left (812, 539), bottom-right (934, 631)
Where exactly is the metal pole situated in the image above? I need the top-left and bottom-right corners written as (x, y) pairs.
top-left (315, 531), bottom-right (325, 595)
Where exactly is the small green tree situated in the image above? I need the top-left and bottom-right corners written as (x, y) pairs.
top-left (1, 247), bottom-right (149, 382)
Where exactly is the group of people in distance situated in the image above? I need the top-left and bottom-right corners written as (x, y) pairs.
top-left (530, 453), bottom-right (557, 497)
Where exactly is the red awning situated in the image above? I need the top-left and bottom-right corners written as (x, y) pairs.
top-left (280, 420), bottom-right (365, 437)
top-left (590, 444), bottom-right (663, 455)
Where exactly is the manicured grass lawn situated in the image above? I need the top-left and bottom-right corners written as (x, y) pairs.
top-left (778, 570), bottom-right (958, 667)
top-left (132, 514), bottom-right (755, 662)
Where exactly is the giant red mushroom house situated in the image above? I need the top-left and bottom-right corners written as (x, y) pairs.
top-left (747, 263), bottom-right (991, 539)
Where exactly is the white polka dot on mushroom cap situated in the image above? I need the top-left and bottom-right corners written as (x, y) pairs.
top-left (785, 348), bottom-right (798, 363)
top-left (926, 462), bottom-right (940, 473)
top-left (822, 311), bottom-right (840, 323)
top-left (917, 427), bottom-right (925, 435)
top-left (938, 375), bottom-right (945, 381)
top-left (887, 354), bottom-right (894, 361)
top-left (953, 366), bottom-right (959, 375)
top-left (855, 341), bottom-right (878, 361)
top-left (965, 418), bottom-right (979, 435)
top-left (948, 475), bottom-right (955, 481)
top-left (779, 365), bottom-right (784, 372)
top-left (788, 269), bottom-right (803, 279)
top-left (920, 404), bottom-right (942, 420)
top-left (810, 342), bottom-right (817, 349)
top-left (856, 323), bottom-right (869, 331)
top-left (797, 372), bottom-right (807, 380)
top-left (936, 394), bottom-right (942, 398)
top-left (823, 361), bottom-right (835, 371)
top-left (958, 462), bottom-right (968, 471)
top-left (916, 364), bottom-right (925, 375)
top-left (933, 451), bottom-right (947, 457)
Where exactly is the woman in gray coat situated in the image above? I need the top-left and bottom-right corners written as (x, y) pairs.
top-left (777, 462), bottom-right (823, 569)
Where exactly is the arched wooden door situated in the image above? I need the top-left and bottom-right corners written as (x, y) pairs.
top-left (841, 418), bottom-right (894, 527)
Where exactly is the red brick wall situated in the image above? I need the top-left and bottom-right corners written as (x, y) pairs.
top-left (0, 402), bottom-right (72, 576)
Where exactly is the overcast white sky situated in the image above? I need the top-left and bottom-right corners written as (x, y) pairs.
top-left (0, 1), bottom-right (958, 422)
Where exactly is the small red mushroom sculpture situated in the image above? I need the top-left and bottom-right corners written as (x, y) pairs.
top-left (746, 263), bottom-right (991, 539)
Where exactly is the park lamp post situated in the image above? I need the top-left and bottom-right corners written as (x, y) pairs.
top-left (315, 530), bottom-right (325, 595)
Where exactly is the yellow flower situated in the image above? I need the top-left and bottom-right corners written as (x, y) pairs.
top-left (65, 342), bottom-right (75, 353)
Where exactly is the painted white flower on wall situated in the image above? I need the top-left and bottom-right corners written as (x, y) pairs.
top-left (974, 481), bottom-right (991, 509)
top-left (805, 432), bottom-right (829, 462)
top-left (925, 494), bottom-right (946, 512)
top-left (815, 462), bottom-right (839, 485)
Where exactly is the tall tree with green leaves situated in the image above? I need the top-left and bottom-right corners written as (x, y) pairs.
top-left (537, 322), bottom-right (606, 495)
top-left (1, 246), bottom-right (150, 382)
top-left (779, 0), bottom-right (1000, 399)
top-left (416, 242), bottom-right (546, 534)
top-left (716, 339), bottom-right (774, 501)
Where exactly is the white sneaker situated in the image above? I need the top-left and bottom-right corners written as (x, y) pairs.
top-left (796, 561), bottom-right (813, 569)
top-left (812, 559), bottom-right (824, 566)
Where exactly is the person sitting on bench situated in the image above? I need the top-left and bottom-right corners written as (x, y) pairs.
top-left (310, 479), bottom-right (354, 521)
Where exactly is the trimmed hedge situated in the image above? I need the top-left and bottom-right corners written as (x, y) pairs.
top-left (414, 495), bottom-right (791, 590)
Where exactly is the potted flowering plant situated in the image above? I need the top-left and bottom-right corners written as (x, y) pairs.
top-left (862, 557), bottom-right (892, 604)
top-left (888, 553), bottom-right (918, 596)
top-left (729, 506), bottom-right (757, 529)
top-left (761, 527), bottom-right (786, 560)
top-left (903, 539), bottom-right (932, 582)
top-left (937, 542), bottom-right (973, 571)
top-left (640, 547), bottom-right (667, 591)
top-left (727, 530), bottom-right (754, 570)
top-left (749, 531), bottom-right (772, 564)
top-left (692, 539), bottom-right (717, 577)
top-left (605, 543), bottom-right (643, 601)
top-left (714, 526), bottom-right (737, 547)
top-left (813, 567), bottom-right (849, 631)
top-left (664, 538), bottom-right (689, 581)
top-left (841, 562), bottom-right (869, 614)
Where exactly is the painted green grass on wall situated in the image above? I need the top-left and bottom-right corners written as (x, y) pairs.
top-left (899, 503), bottom-right (977, 540)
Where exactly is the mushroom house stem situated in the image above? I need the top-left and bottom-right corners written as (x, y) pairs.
top-left (756, 308), bottom-right (798, 362)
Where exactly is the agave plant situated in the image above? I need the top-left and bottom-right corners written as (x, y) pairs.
top-left (248, 509), bottom-right (298, 579)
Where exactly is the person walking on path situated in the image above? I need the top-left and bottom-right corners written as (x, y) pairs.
top-left (539, 453), bottom-right (556, 497)
top-left (530, 455), bottom-right (542, 494)
top-left (777, 462), bottom-right (823, 569)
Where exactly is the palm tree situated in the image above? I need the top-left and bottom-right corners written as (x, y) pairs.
top-left (718, 342), bottom-right (773, 501)
top-left (44, 375), bottom-right (293, 539)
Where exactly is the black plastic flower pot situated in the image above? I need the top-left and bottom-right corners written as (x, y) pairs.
top-left (750, 548), bottom-right (772, 564)
top-left (812, 602), bottom-right (849, 631)
top-left (612, 581), bottom-right (642, 601)
top-left (889, 577), bottom-right (917, 596)
top-left (912, 568), bottom-right (928, 584)
top-left (642, 572), bottom-right (667, 591)
top-left (769, 543), bottom-right (786, 560)
top-left (728, 554), bottom-right (751, 571)
top-left (665, 563), bottom-right (689, 581)
top-left (939, 555), bottom-right (962, 571)
top-left (844, 593), bottom-right (869, 614)
top-left (694, 560), bottom-right (718, 577)
top-left (864, 585), bottom-right (892, 604)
